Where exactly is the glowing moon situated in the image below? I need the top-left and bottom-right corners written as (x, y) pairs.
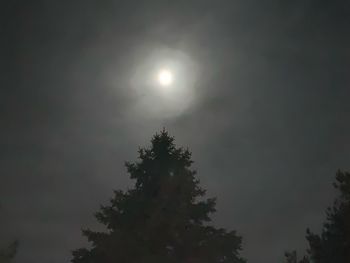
top-left (157, 69), bottom-right (173, 86)
top-left (128, 48), bottom-right (198, 118)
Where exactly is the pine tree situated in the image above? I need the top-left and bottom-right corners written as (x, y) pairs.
top-left (284, 251), bottom-right (309, 263)
top-left (71, 130), bottom-right (245, 263)
top-left (305, 170), bottom-right (350, 263)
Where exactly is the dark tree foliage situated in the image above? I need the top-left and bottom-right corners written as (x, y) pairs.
top-left (305, 170), bottom-right (350, 263)
top-left (0, 241), bottom-right (18, 263)
top-left (72, 130), bottom-right (245, 263)
top-left (284, 251), bottom-right (309, 263)
top-left (285, 170), bottom-right (350, 263)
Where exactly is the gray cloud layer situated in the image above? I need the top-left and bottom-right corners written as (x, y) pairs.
top-left (1, 1), bottom-right (349, 262)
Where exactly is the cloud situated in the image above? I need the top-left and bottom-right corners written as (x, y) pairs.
top-left (1, 1), bottom-right (349, 263)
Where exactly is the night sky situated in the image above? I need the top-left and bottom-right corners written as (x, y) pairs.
top-left (1, 1), bottom-right (350, 262)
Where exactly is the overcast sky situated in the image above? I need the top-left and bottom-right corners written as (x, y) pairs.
top-left (1, 1), bottom-right (350, 262)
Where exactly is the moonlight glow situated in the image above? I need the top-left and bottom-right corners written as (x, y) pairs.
top-left (158, 69), bottom-right (173, 86)
top-left (129, 48), bottom-right (198, 118)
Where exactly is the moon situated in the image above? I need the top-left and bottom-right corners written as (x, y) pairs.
top-left (129, 48), bottom-right (198, 118)
top-left (157, 69), bottom-right (173, 86)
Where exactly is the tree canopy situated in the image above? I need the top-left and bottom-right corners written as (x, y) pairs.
top-left (285, 170), bottom-right (350, 263)
top-left (72, 130), bottom-right (245, 263)
top-left (305, 170), bottom-right (350, 263)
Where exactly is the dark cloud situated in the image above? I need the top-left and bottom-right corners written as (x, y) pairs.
top-left (1, 1), bottom-right (350, 262)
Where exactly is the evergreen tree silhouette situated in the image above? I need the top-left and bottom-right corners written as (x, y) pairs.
top-left (72, 130), bottom-right (245, 263)
top-left (284, 250), bottom-right (309, 263)
top-left (285, 170), bottom-right (350, 263)
top-left (305, 170), bottom-right (350, 263)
